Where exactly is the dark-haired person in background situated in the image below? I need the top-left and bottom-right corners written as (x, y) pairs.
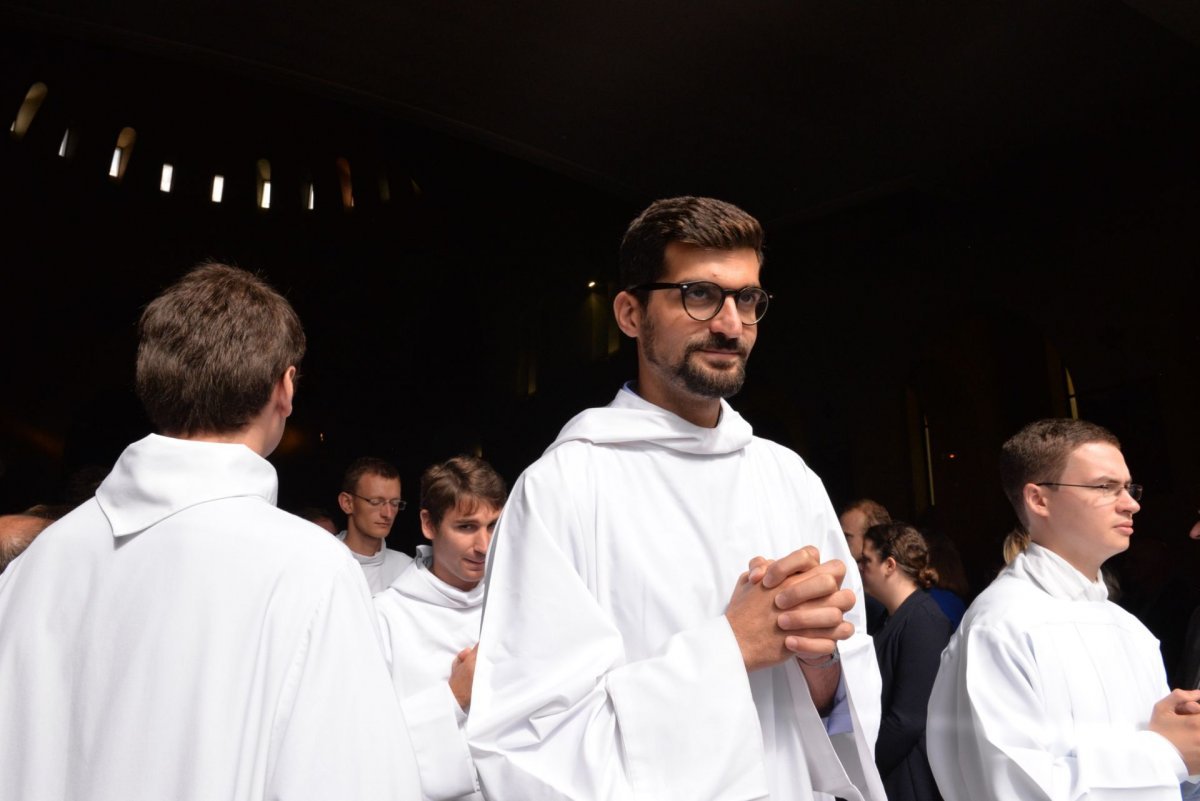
top-left (858, 522), bottom-right (951, 801)
top-left (337, 456), bottom-right (413, 593)
top-left (0, 263), bottom-right (421, 801)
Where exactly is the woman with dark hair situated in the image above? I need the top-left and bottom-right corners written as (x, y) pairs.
top-left (859, 522), bottom-right (952, 801)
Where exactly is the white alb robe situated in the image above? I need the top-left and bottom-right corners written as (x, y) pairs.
top-left (376, 545), bottom-right (485, 801)
top-left (0, 434), bottom-right (422, 801)
top-left (927, 542), bottom-right (1200, 800)
top-left (468, 386), bottom-right (885, 801)
top-left (338, 530), bottom-right (413, 594)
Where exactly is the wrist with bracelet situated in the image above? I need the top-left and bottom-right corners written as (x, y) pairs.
top-left (796, 649), bottom-right (840, 669)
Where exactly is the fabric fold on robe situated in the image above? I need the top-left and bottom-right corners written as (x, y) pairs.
top-left (468, 386), bottom-right (885, 801)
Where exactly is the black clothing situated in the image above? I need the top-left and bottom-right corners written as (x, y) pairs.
top-left (874, 589), bottom-right (952, 801)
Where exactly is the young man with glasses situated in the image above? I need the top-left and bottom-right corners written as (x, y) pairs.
top-left (469, 197), bottom-right (886, 801)
top-left (927, 418), bottom-right (1200, 800)
top-left (337, 456), bottom-right (413, 594)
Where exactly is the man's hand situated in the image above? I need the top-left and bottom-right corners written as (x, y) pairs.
top-left (749, 548), bottom-right (856, 657)
top-left (1149, 689), bottom-right (1200, 773)
top-left (726, 548), bottom-right (856, 671)
top-left (449, 644), bottom-right (478, 711)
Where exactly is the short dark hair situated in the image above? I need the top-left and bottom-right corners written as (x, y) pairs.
top-left (999, 418), bottom-right (1121, 527)
top-left (619, 196), bottom-right (764, 292)
top-left (841, 498), bottom-right (892, 528)
top-left (341, 457), bottom-right (401, 494)
top-left (864, 522), bottom-right (939, 590)
top-left (420, 455), bottom-right (507, 526)
top-left (136, 263), bottom-right (305, 436)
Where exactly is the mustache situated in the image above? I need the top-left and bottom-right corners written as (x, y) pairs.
top-left (686, 334), bottom-right (748, 358)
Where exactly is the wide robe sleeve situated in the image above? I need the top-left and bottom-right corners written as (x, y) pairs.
top-left (467, 469), bottom-right (770, 801)
top-left (927, 620), bottom-right (1191, 801)
top-left (268, 560), bottom-right (422, 801)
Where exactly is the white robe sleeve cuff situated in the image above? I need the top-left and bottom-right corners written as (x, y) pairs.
top-left (400, 681), bottom-right (479, 800)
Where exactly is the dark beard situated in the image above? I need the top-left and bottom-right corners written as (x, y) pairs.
top-left (643, 316), bottom-right (748, 399)
top-left (679, 335), bottom-right (748, 398)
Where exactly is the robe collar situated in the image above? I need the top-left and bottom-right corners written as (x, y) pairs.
top-left (547, 383), bottom-right (754, 456)
top-left (389, 544), bottom-right (484, 609)
top-left (96, 434), bottom-right (277, 539)
top-left (1009, 542), bottom-right (1109, 602)
top-left (336, 531), bottom-right (389, 566)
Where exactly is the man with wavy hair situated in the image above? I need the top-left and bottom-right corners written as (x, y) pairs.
top-left (0, 263), bottom-right (420, 801)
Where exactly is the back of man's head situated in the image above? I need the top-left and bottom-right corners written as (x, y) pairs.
top-left (136, 263), bottom-right (306, 437)
top-left (341, 457), bottom-right (401, 494)
top-left (999, 418), bottom-right (1121, 529)
top-left (619, 196), bottom-right (764, 292)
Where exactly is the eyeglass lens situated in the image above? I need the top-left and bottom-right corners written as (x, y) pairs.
top-left (682, 282), bottom-right (769, 324)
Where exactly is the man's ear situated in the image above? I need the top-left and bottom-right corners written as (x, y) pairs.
top-left (275, 366), bottom-right (297, 419)
top-left (337, 491), bottom-right (354, 515)
top-left (420, 509), bottom-right (437, 542)
top-left (613, 290), bottom-right (643, 338)
top-left (1024, 483), bottom-right (1051, 521)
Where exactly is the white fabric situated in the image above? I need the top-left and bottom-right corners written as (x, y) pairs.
top-left (0, 434), bottom-right (421, 801)
top-left (468, 386), bottom-right (885, 801)
top-left (927, 542), bottom-right (1200, 801)
top-left (376, 544), bottom-right (485, 801)
top-left (338, 529), bottom-right (413, 594)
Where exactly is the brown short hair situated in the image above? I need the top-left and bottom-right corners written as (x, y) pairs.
top-left (999, 418), bottom-right (1121, 528)
top-left (136, 263), bottom-right (305, 436)
top-left (619, 196), bottom-right (764, 292)
top-left (864, 522), bottom-right (939, 590)
top-left (420, 455), bottom-right (507, 526)
top-left (341, 457), bottom-right (401, 493)
top-left (841, 498), bottom-right (892, 528)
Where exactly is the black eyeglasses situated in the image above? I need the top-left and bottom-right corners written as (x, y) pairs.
top-left (1035, 482), bottom-right (1143, 501)
top-left (347, 492), bottom-right (407, 510)
top-left (633, 281), bottom-right (771, 325)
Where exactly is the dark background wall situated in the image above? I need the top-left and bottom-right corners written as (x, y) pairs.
top-left (3, 12), bottom-right (1199, 670)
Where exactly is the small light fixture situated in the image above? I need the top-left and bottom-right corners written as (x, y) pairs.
top-left (260, 180), bottom-right (271, 209)
top-left (57, 130), bottom-right (71, 158)
top-left (160, 164), bottom-right (174, 193)
top-left (108, 148), bottom-right (122, 178)
top-left (587, 281), bottom-right (597, 289)
top-left (211, 175), bottom-right (224, 203)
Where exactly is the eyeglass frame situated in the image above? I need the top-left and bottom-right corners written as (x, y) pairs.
top-left (631, 281), bottom-right (773, 325)
top-left (1035, 481), bottom-right (1143, 501)
top-left (345, 492), bottom-right (407, 511)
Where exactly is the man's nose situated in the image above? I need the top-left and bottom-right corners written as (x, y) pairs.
top-left (708, 295), bottom-right (743, 337)
top-left (1117, 488), bottom-right (1140, 514)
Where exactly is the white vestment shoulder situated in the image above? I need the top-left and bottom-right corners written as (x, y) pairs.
top-left (376, 545), bottom-right (485, 801)
top-left (468, 387), bottom-right (885, 801)
top-left (927, 543), bottom-right (1200, 801)
top-left (0, 434), bottom-right (421, 801)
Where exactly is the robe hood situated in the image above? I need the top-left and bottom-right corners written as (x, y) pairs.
top-left (390, 545), bottom-right (484, 609)
top-left (547, 384), bottom-right (754, 456)
top-left (96, 434), bottom-right (278, 538)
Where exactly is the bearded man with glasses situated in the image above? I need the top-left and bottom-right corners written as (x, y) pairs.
top-left (469, 197), bottom-right (886, 801)
top-left (928, 418), bottom-right (1200, 800)
top-left (337, 456), bottom-right (413, 594)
